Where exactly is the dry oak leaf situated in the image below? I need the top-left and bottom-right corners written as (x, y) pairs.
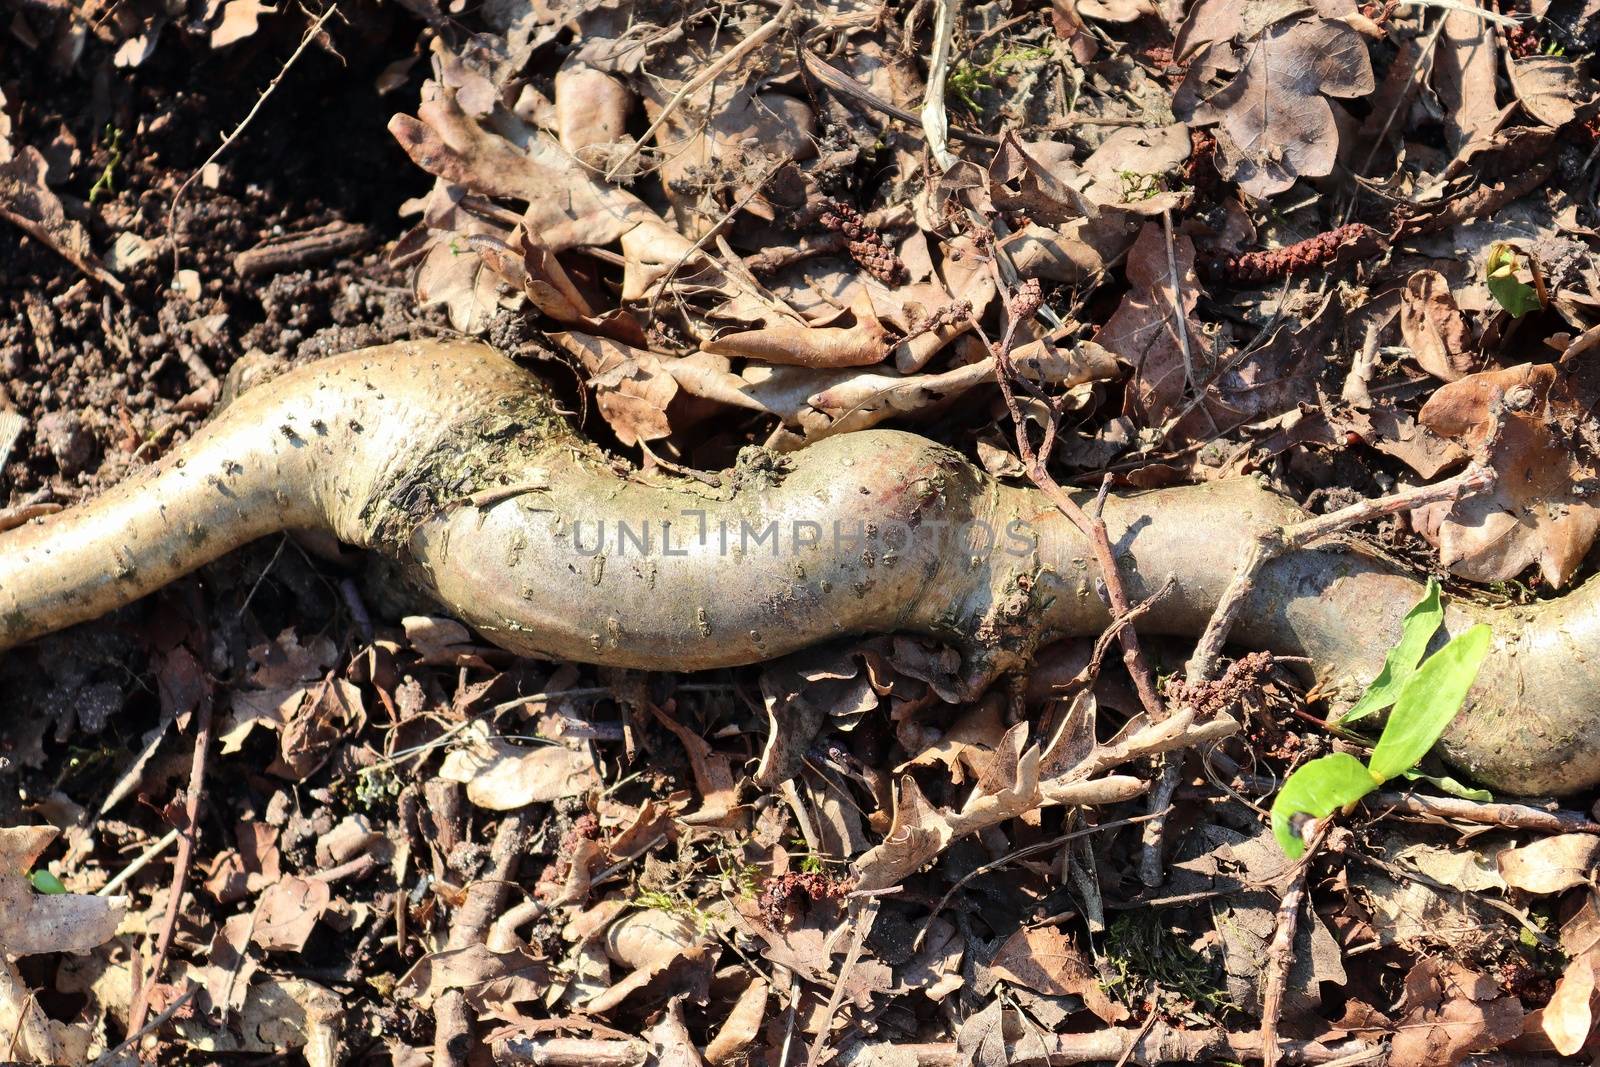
top-left (1096, 222), bottom-right (1212, 427)
top-left (989, 924), bottom-right (1128, 1025)
top-left (0, 826), bottom-right (124, 957)
top-left (1400, 270), bottom-right (1476, 382)
top-left (1497, 833), bottom-right (1600, 894)
top-left (1545, 895), bottom-right (1600, 1055)
top-left (438, 720), bottom-right (602, 810)
top-left (1416, 362), bottom-right (1600, 587)
top-left (1388, 958), bottom-right (1523, 1067)
top-left (548, 332), bottom-right (679, 446)
top-left (702, 294), bottom-right (888, 369)
top-left (1509, 55), bottom-right (1600, 129)
top-left (251, 875), bottom-right (332, 953)
top-left (1186, 12), bottom-right (1376, 197)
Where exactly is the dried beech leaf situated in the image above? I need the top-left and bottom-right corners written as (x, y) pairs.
top-left (1545, 953), bottom-right (1598, 1055)
top-left (1190, 16), bottom-right (1375, 196)
top-left (1496, 833), bottom-right (1600, 894)
top-left (438, 721), bottom-right (602, 810)
top-left (1510, 55), bottom-right (1600, 129)
top-left (1417, 363), bottom-right (1600, 587)
top-left (1400, 270), bottom-right (1476, 382)
top-left (989, 924), bottom-right (1128, 1024)
top-left (704, 978), bottom-right (767, 1066)
top-left (0, 826), bottom-right (125, 957)
top-left (1435, 7), bottom-right (1500, 152)
top-left (605, 909), bottom-right (699, 971)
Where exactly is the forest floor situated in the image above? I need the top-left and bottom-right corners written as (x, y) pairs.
top-left (4, 0), bottom-right (1600, 1064)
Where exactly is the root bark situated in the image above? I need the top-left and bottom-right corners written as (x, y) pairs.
top-left (1, 340), bottom-right (1592, 794)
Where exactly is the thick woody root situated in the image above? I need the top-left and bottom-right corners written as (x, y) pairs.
top-left (0, 340), bottom-right (1596, 795)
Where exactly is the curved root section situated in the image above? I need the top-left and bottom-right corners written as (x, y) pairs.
top-left (0, 340), bottom-right (1595, 794)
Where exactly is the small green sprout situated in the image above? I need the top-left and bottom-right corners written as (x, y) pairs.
top-left (946, 46), bottom-right (1052, 113)
top-left (1485, 242), bottom-right (1544, 318)
top-left (88, 125), bottom-right (124, 206)
top-left (30, 870), bottom-right (67, 894)
top-left (1271, 580), bottom-right (1492, 857)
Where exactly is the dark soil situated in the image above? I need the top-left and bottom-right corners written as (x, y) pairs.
top-left (0, 14), bottom-right (442, 508)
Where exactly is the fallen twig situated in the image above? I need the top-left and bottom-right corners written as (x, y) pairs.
top-left (1261, 822), bottom-right (1327, 1067)
top-left (125, 679), bottom-right (214, 1037)
top-left (1187, 463), bottom-right (1495, 683)
top-left (797, 45), bottom-right (1001, 147)
top-left (1219, 774), bottom-right (1600, 835)
top-left (1139, 464), bottom-right (1494, 888)
top-left (232, 219), bottom-right (374, 278)
top-left (434, 808), bottom-right (532, 1066)
top-left (0, 203), bottom-right (126, 298)
top-left (978, 278), bottom-right (1166, 722)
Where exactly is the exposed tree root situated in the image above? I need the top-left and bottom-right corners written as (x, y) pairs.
top-left (1, 340), bottom-right (1596, 794)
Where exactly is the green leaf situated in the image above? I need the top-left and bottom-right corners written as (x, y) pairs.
top-left (29, 870), bottom-right (66, 894)
top-left (1271, 753), bottom-right (1381, 858)
top-left (1341, 579), bottom-right (1444, 725)
top-left (1485, 244), bottom-right (1543, 318)
top-left (1401, 769), bottom-right (1493, 802)
top-left (1368, 624), bottom-right (1492, 783)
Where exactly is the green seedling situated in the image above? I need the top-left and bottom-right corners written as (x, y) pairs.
top-left (947, 46), bottom-right (1052, 113)
top-left (29, 870), bottom-right (67, 894)
top-left (1271, 582), bottom-right (1492, 858)
top-left (88, 125), bottom-right (123, 206)
top-left (1485, 242), bottom-right (1544, 318)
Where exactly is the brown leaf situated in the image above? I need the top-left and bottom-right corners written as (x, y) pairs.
top-left (987, 132), bottom-right (1094, 226)
top-left (1079, 123), bottom-right (1192, 213)
top-left (0, 147), bottom-right (125, 295)
top-left (1435, 7), bottom-right (1500, 153)
top-left (702, 292), bottom-right (888, 369)
top-left (704, 978), bottom-right (767, 1066)
top-left (989, 924), bottom-right (1128, 1024)
top-left (1417, 362), bottom-right (1600, 586)
top-left (272, 677), bottom-right (364, 780)
top-left (605, 909), bottom-right (700, 971)
top-left (413, 236), bottom-right (511, 334)
top-left (1096, 222), bottom-right (1212, 427)
top-left (1544, 953), bottom-right (1597, 1055)
top-left (548, 332), bottom-right (679, 446)
top-left (437, 721), bottom-right (602, 810)
top-left (553, 62), bottom-right (635, 162)
top-left (212, 0), bottom-right (272, 47)
top-left (1186, 15), bottom-right (1376, 196)
top-left (252, 875), bottom-right (331, 953)
top-left (0, 826), bottom-right (124, 957)
top-left (1510, 55), bottom-right (1600, 129)
top-left (646, 998), bottom-right (706, 1067)
top-left (396, 944), bottom-right (553, 1010)
top-left (647, 704), bottom-right (740, 826)
top-left (1389, 958), bottom-right (1523, 1067)
top-left (1497, 833), bottom-right (1600, 894)
top-left (1400, 270), bottom-right (1477, 382)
